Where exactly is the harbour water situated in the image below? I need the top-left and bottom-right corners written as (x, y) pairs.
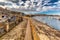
top-left (33, 16), bottom-right (60, 30)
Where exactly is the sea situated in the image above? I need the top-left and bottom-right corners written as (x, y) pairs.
top-left (33, 16), bottom-right (60, 31)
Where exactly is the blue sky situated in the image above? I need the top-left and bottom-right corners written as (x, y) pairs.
top-left (42, 0), bottom-right (60, 15)
top-left (0, 0), bottom-right (60, 15)
top-left (20, 0), bottom-right (60, 15)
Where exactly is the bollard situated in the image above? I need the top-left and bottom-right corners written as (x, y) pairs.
top-left (6, 22), bottom-right (9, 32)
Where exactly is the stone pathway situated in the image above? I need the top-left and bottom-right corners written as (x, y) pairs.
top-left (0, 20), bottom-right (27, 40)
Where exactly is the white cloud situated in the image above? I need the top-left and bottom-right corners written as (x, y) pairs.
top-left (39, 0), bottom-right (60, 12)
top-left (52, 0), bottom-right (60, 10)
top-left (1, 0), bottom-right (60, 14)
top-left (0, 0), bottom-right (4, 1)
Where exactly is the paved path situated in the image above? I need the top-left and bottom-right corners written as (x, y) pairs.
top-left (30, 18), bottom-right (60, 40)
top-left (0, 20), bottom-right (27, 40)
top-left (24, 20), bottom-right (32, 40)
top-left (0, 17), bottom-right (60, 40)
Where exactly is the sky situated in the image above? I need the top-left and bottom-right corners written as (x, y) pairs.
top-left (0, 0), bottom-right (60, 15)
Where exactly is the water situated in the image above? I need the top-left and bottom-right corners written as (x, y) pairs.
top-left (33, 16), bottom-right (60, 30)
top-left (20, 10), bottom-right (60, 15)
